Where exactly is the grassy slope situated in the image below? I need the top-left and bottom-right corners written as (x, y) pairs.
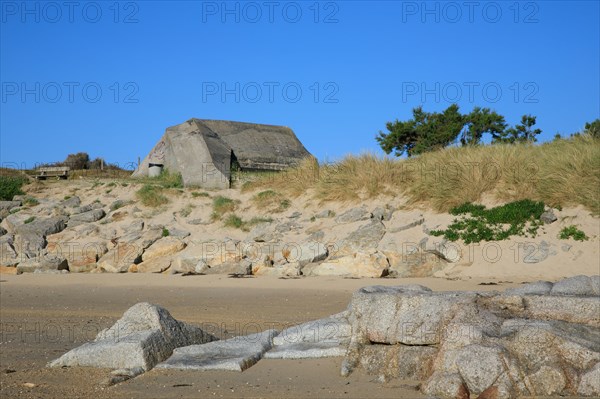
top-left (242, 135), bottom-right (600, 215)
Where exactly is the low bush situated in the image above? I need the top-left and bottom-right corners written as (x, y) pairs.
top-left (0, 176), bottom-right (27, 201)
top-left (431, 199), bottom-right (545, 243)
top-left (559, 225), bottom-right (588, 241)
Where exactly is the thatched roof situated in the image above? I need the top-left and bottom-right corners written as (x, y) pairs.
top-left (186, 119), bottom-right (311, 170)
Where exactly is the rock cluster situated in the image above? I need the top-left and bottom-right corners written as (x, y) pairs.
top-left (342, 275), bottom-right (600, 398)
top-left (0, 195), bottom-right (588, 279)
top-left (49, 276), bottom-right (600, 397)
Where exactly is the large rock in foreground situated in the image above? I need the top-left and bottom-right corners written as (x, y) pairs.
top-left (48, 302), bottom-right (216, 371)
top-left (342, 276), bottom-right (600, 398)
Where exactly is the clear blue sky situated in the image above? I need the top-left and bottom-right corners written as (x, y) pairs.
top-left (1, 1), bottom-right (599, 169)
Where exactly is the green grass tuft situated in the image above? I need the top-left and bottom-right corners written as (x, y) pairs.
top-left (157, 170), bottom-right (183, 188)
top-left (558, 225), bottom-right (588, 241)
top-left (24, 216), bottom-right (35, 224)
top-left (23, 196), bottom-right (39, 207)
top-left (136, 184), bottom-right (169, 207)
top-left (223, 214), bottom-right (273, 231)
top-left (224, 214), bottom-right (244, 229)
top-left (212, 196), bottom-right (236, 219)
top-left (191, 191), bottom-right (210, 198)
top-left (251, 190), bottom-right (291, 213)
top-left (179, 204), bottom-right (194, 217)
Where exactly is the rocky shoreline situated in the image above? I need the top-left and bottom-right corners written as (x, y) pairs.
top-left (49, 276), bottom-right (600, 397)
top-left (1, 186), bottom-right (597, 281)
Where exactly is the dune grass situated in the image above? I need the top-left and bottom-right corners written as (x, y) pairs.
top-left (136, 184), bottom-right (169, 207)
top-left (242, 135), bottom-right (600, 214)
top-left (134, 169), bottom-right (183, 189)
top-left (211, 195), bottom-right (240, 221)
top-left (251, 190), bottom-right (291, 212)
top-left (133, 169), bottom-right (185, 208)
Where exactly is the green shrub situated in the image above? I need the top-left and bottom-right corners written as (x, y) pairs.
top-left (136, 184), bottom-right (169, 207)
top-left (224, 214), bottom-right (244, 229)
top-left (431, 199), bottom-right (545, 243)
top-left (161, 227), bottom-right (170, 237)
top-left (24, 216), bottom-right (35, 224)
top-left (192, 191), bottom-right (210, 198)
top-left (0, 176), bottom-right (27, 201)
top-left (559, 225), bottom-right (588, 241)
top-left (64, 152), bottom-right (90, 169)
top-left (278, 199), bottom-right (291, 210)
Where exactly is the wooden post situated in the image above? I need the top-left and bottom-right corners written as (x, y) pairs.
top-left (101, 159), bottom-right (104, 171)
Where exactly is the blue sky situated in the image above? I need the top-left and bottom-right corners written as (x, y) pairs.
top-left (1, 1), bottom-right (599, 169)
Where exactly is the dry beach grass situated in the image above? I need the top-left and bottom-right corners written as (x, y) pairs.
top-left (243, 135), bottom-right (600, 213)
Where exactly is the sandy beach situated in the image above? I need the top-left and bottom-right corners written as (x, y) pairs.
top-left (0, 273), bottom-right (527, 399)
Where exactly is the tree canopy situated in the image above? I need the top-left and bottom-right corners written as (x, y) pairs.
top-left (494, 115), bottom-right (542, 144)
top-left (584, 119), bottom-right (600, 138)
top-left (377, 105), bottom-right (542, 157)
